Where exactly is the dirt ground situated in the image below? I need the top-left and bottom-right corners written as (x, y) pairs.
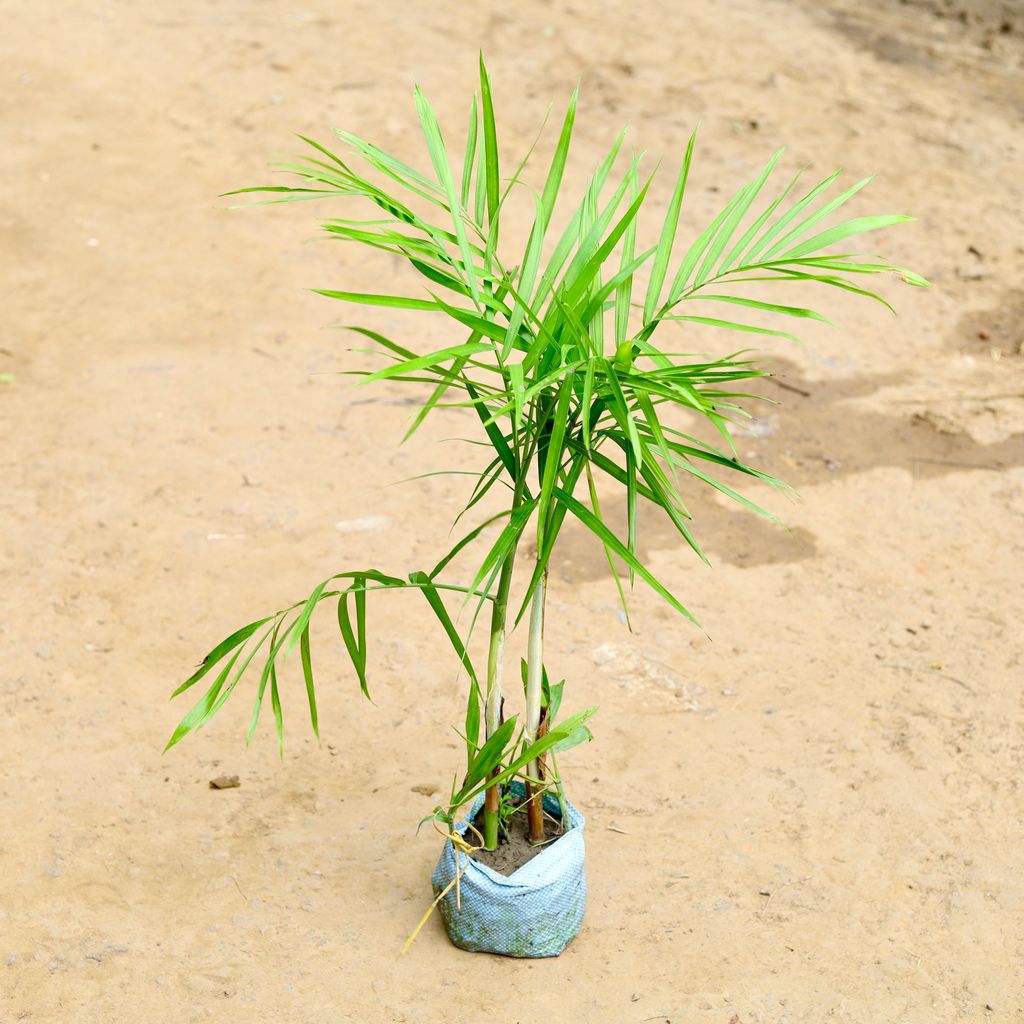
top-left (3, 1), bottom-right (1023, 1021)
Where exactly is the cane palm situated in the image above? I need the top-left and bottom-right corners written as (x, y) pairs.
top-left (168, 57), bottom-right (925, 849)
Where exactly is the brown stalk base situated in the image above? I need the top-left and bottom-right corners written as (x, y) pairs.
top-left (483, 768), bottom-right (500, 849)
top-left (525, 714), bottom-right (548, 844)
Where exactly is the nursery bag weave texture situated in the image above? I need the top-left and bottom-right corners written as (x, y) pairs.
top-left (431, 786), bottom-right (586, 958)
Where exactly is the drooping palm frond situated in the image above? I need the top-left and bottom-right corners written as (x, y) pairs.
top-left (165, 570), bottom-right (491, 756)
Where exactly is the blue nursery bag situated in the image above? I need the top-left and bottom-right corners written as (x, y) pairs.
top-left (431, 787), bottom-right (587, 958)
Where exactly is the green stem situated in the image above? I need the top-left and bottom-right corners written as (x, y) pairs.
top-left (549, 751), bottom-right (570, 830)
top-left (480, 441), bottom-right (534, 850)
top-left (482, 543), bottom-right (518, 851)
top-left (524, 568), bottom-right (547, 843)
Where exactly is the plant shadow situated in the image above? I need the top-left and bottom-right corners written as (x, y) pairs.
top-left (550, 350), bottom-right (1024, 582)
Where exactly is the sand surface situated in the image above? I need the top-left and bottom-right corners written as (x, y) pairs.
top-left (3, 1), bottom-right (1023, 1021)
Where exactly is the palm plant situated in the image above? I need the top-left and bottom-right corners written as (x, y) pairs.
top-left (169, 57), bottom-right (924, 876)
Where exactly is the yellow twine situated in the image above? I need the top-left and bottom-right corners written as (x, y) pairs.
top-left (399, 819), bottom-right (483, 957)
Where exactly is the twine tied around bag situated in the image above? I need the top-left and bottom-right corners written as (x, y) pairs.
top-left (399, 819), bottom-right (484, 956)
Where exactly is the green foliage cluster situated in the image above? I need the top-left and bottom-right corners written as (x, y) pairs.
top-left (168, 58), bottom-right (924, 841)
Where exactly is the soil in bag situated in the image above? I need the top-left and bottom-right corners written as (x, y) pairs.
top-left (470, 799), bottom-right (566, 876)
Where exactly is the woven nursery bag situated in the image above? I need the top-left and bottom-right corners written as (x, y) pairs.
top-left (431, 787), bottom-right (586, 958)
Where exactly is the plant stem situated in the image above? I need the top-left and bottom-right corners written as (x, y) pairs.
top-left (482, 548), bottom-right (517, 851)
top-left (483, 769), bottom-right (500, 850)
top-left (524, 569), bottom-right (547, 843)
top-left (549, 751), bottom-right (570, 830)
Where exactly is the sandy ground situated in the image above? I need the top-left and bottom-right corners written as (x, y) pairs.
top-left (3, 1), bottom-right (1024, 1021)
